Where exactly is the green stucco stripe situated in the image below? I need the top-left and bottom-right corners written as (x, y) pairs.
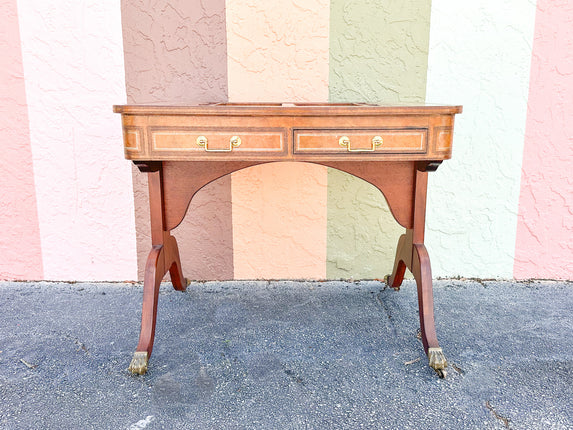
top-left (327, 0), bottom-right (432, 279)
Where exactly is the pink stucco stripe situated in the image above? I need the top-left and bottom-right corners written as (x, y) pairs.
top-left (0, 0), bottom-right (43, 280)
top-left (514, 1), bottom-right (573, 280)
top-left (227, 0), bottom-right (329, 279)
top-left (18, 1), bottom-right (138, 281)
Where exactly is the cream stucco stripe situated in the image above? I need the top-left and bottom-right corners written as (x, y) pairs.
top-left (232, 162), bottom-right (328, 280)
top-left (227, 0), bottom-right (330, 279)
top-left (226, 0), bottom-right (330, 103)
top-left (425, 0), bottom-right (537, 277)
top-left (18, 0), bottom-right (138, 281)
top-left (327, 0), bottom-right (432, 279)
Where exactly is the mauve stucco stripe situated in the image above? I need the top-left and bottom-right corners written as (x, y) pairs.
top-left (514, 1), bottom-right (573, 280)
top-left (0, 0), bottom-right (43, 280)
top-left (120, 0), bottom-right (233, 280)
top-left (18, 0), bottom-right (138, 281)
top-left (227, 0), bottom-right (329, 280)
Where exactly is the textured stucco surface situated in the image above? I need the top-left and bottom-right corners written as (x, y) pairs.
top-left (329, 0), bottom-right (431, 104)
top-left (326, 169), bottom-right (406, 280)
top-left (227, 0), bottom-right (330, 279)
top-left (226, 0), bottom-right (330, 102)
top-left (425, 0), bottom-right (537, 278)
top-left (514, 1), bottom-right (573, 280)
top-left (121, 0), bottom-right (232, 281)
top-left (121, 0), bottom-right (228, 104)
top-left (0, 0), bottom-right (43, 280)
top-left (232, 163), bottom-right (327, 280)
top-left (327, 0), bottom-right (431, 279)
top-left (174, 177), bottom-right (234, 281)
top-left (17, 0), bottom-right (138, 281)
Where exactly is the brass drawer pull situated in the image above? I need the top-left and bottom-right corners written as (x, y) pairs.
top-left (339, 135), bottom-right (383, 152)
top-left (196, 135), bottom-right (242, 152)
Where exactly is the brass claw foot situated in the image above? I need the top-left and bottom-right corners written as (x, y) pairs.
top-left (129, 351), bottom-right (149, 375)
top-left (428, 347), bottom-right (448, 378)
top-left (384, 274), bottom-right (401, 291)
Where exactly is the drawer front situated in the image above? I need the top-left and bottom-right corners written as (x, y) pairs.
top-left (150, 128), bottom-right (285, 154)
top-left (294, 129), bottom-right (427, 154)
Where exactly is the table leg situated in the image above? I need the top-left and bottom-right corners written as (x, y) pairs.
top-left (411, 243), bottom-right (447, 378)
top-left (166, 234), bottom-right (186, 292)
top-left (128, 245), bottom-right (164, 375)
top-left (386, 165), bottom-right (448, 377)
top-left (386, 230), bottom-right (411, 290)
top-left (387, 232), bottom-right (448, 377)
top-left (129, 163), bottom-right (187, 375)
top-left (129, 234), bottom-right (187, 375)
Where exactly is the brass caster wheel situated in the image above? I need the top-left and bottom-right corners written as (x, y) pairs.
top-left (435, 368), bottom-right (447, 379)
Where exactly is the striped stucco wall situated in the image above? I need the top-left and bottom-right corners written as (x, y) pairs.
top-left (1, 0), bottom-right (571, 282)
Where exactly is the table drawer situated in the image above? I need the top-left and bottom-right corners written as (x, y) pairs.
top-left (294, 129), bottom-right (427, 154)
top-left (150, 128), bottom-right (285, 154)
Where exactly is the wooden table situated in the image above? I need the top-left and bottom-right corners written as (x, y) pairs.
top-left (114, 103), bottom-right (462, 377)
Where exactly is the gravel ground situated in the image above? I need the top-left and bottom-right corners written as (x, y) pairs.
top-left (0, 279), bottom-right (571, 430)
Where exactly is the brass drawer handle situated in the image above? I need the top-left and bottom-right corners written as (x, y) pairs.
top-left (339, 135), bottom-right (383, 152)
top-left (196, 135), bottom-right (242, 152)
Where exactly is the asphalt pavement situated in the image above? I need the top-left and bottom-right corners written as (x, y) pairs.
top-left (0, 279), bottom-right (571, 429)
